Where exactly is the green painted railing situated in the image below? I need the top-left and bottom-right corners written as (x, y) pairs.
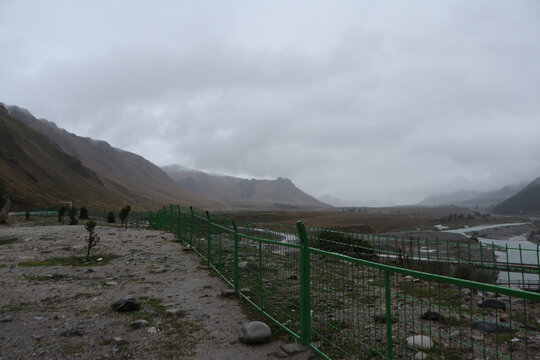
top-left (151, 205), bottom-right (540, 360)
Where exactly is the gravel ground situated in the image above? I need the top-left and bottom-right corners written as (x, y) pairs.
top-left (0, 220), bottom-right (316, 360)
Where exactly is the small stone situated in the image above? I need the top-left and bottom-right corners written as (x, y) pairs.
top-left (280, 343), bottom-right (307, 355)
top-left (240, 287), bottom-right (253, 296)
top-left (405, 276), bottom-right (413, 281)
top-left (113, 337), bottom-right (123, 343)
top-left (130, 319), bottom-right (149, 329)
top-left (478, 299), bottom-right (506, 311)
top-left (472, 320), bottom-right (512, 334)
top-left (32, 316), bottom-right (44, 321)
top-left (288, 275), bottom-right (298, 280)
top-left (105, 281), bottom-right (118, 286)
top-left (0, 316), bottom-right (13, 323)
top-left (60, 328), bottom-right (83, 337)
top-left (239, 321), bottom-right (272, 344)
top-left (147, 326), bottom-right (158, 334)
top-left (31, 334), bottom-right (44, 340)
top-left (450, 330), bottom-right (460, 338)
top-left (414, 352), bottom-right (429, 360)
top-left (221, 289), bottom-right (236, 297)
top-left (374, 313), bottom-right (396, 323)
top-left (406, 335), bottom-right (434, 350)
top-left (421, 311), bottom-right (440, 321)
top-left (86, 268), bottom-right (94, 273)
top-left (154, 267), bottom-right (167, 273)
top-left (165, 308), bottom-right (185, 317)
top-left (112, 295), bottom-right (140, 312)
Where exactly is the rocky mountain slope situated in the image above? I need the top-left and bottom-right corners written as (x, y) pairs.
top-left (162, 165), bottom-right (328, 209)
top-left (3, 104), bottom-right (219, 209)
top-left (418, 184), bottom-right (525, 210)
top-left (494, 177), bottom-right (540, 214)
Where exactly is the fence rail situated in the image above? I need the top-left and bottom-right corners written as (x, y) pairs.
top-left (150, 205), bottom-right (540, 360)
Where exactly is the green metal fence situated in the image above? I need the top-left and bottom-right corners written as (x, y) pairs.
top-left (151, 205), bottom-right (540, 360)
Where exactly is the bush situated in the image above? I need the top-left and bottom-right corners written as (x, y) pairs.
top-left (314, 230), bottom-right (377, 260)
top-left (67, 207), bottom-right (79, 225)
top-left (79, 207), bottom-right (89, 220)
top-left (107, 211), bottom-right (116, 223)
top-left (119, 205), bottom-right (131, 229)
top-left (84, 220), bottom-right (100, 261)
top-left (0, 179), bottom-right (6, 209)
top-left (57, 206), bottom-right (68, 224)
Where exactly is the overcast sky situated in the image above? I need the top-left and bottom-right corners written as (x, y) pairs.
top-left (1, 1), bottom-right (540, 206)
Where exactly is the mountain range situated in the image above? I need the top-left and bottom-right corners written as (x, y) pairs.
top-left (162, 165), bottom-right (327, 210)
top-left (1, 103), bottom-right (325, 210)
top-left (418, 183), bottom-right (526, 210)
top-left (494, 177), bottom-right (540, 214)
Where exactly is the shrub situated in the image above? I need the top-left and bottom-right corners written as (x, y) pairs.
top-left (0, 179), bottom-right (6, 209)
top-left (107, 211), bottom-right (116, 223)
top-left (79, 207), bottom-right (89, 220)
top-left (67, 207), bottom-right (79, 225)
top-left (314, 230), bottom-right (377, 260)
top-left (57, 206), bottom-right (68, 224)
top-left (119, 205), bottom-right (131, 229)
top-left (84, 220), bottom-right (100, 261)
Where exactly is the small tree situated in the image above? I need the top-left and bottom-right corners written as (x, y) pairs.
top-left (84, 220), bottom-right (100, 261)
top-left (79, 207), bottom-right (89, 220)
top-left (119, 205), bottom-right (131, 229)
top-left (57, 206), bottom-right (68, 224)
top-left (107, 211), bottom-right (116, 223)
top-left (67, 206), bottom-right (79, 225)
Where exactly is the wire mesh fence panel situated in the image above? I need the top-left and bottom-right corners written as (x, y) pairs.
top-left (147, 205), bottom-right (540, 360)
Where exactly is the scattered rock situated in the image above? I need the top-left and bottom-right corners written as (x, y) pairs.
top-left (154, 267), bottom-right (167, 274)
top-left (0, 316), bottom-right (13, 323)
top-left (240, 287), bottom-right (253, 296)
top-left (60, 328), bottom-right (83, 337)
top-left (147, 326), bottom-right (158, 334)
top-left (406, 335), bottom-right (434, 350)
top-left (478, 299), bottom-right (506, 311)
top-left (450, 330), bottom-right (460, 338)
top-left (472, 320), bottom-right (512, 334)
top-left (238, 321), bottom-right (272, 344)
top-left (288, 275), bottom-right (298, 280)
top-left (105, 281), bottom-right (118, 286)
top-left (86, 268), bottom-right (94, 273)
top-left (221, 289), bottom-right (236, 297)
top-left (113, 337), bottom-right (123, 343)
top-left (414, 352), bottom-right (429, 360)
top-left (130, 319), bottom-right (149, 329)
top-left (421, 311), bottom-right (440, 321)
top-left (31, 334), bottom-right (44, 340)
top-left (32, 316), bottom-right (44, 321)
top-left (374, 313), bottom-right (396, 323)
top-left (165, 308), bottom-right (185, 317)
top-left (112, 295), bottom-right (140, 312)
top-left (280, 343), bottom-right (308, 355)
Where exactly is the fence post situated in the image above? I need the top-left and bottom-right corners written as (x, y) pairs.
top-left (176, 205), bottom-right (182, 240)
top-left (190, 206), bottom-right (194, 247)
top-left (206, 211), bottom-right (212, 266)
top-left (384, 270), bottom-right (393, 359)
top-left (296, 221), bottom-right (311, 346)
top-left (231, 218), bottom-right (240, 292)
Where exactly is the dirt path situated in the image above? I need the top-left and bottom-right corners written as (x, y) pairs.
top-left (0, 221), bottom-right (315, 360)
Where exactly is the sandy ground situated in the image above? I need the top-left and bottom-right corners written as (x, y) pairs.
top-left (0, 220), bottom-right (316, 360)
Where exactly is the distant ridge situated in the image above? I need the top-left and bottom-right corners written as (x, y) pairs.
top-left (162, 164), bottom-right (329, 209)
top-left (4, 104), bottom-right (220, 209)
top-left (418, 183), bottom-right (526, 210)
top-left (494, 177), bottom-right (540, 214)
